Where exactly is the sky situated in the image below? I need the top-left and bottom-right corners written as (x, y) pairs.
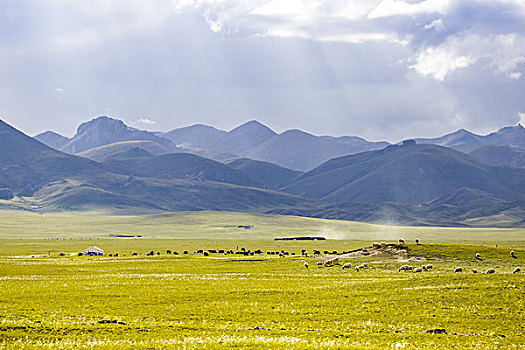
top-left (0, 0), bottom-right (524, 142)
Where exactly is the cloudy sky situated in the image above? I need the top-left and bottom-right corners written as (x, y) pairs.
top-left (1, 0), bottom-right (524, 142)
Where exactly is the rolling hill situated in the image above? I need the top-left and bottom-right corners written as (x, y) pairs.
top-left (0, 119), bottom-right (314, 213)
top-left (228, 158), bottom-right (302, 190)
top-left (210, 120), bottom-right (277, 155)
top-left (283, 142), bottom-right (525, 205)
top-left (60, 116), bottom-right (176, 154)
top-left (34, 131), bottom-right (70, 150)
top-left (245, 129), bottom-right (389, 171)
top-left (417, 124), bottom-right (525, 153)
top-left (469, 145), bottom-right (525, 168)
top-left (78, 140), bottom-right (173, 161)
top-left (131, 153), bottom-right (263, 187)
top-left (159, 124), bottom-right (226, 149)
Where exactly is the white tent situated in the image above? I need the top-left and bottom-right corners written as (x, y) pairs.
top-left (84, 246), bottom-right (104, 256)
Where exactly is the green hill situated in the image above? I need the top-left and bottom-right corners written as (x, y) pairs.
top-left (132, 153), bottom-right (263, 188)
top-left (228, 158), bottom-right (302, 190)
top-left (0, 119), bottom-right (313, 213)
top-left (78, 140), bottom-right (173, 161)
top-left (284, 143), bottom-right (525, 205)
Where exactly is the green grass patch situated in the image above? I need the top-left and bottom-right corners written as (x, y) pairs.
top-left (0, 237), bottom-right (523, 349)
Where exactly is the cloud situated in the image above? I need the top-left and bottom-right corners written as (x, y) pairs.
top-left (137, 118), bottom-right (156, 125)
top-left (423, 19), bottom-right (444, 32)
top-left (1, 0), bottom-right (525, 142)
top-left (410, 34), bottom-right (525, 81)
top-left (368, 0), bottom-right (452, 19)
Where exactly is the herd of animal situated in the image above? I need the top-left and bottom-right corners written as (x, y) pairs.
top-left (303, 239), bottom-right (521, 275)
top-left (84, 238), bottom-right (521, 275)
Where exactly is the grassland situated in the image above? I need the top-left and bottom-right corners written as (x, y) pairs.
top-left (1, 211), bottom-right (525, 245)
top-left (0, 211), bottom-right (524, 349)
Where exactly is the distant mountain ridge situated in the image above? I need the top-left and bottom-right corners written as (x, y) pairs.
top-left (283, 143), bottom-right (525, 205)
top-left (35, 116), bottom-right (177, 154)
top-left (468, 145), bottom-right (525, 168)
top-left (417, 124), bottom-right (525, 153)
top-left (0, 119), bottom-right (312, 213)
top-left (4, 118), bottom-right (525, 226)
top-left (37, 118), bottom-right (392, 171)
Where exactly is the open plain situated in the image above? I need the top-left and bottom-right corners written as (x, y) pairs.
top-left (0, 211), bottom-right (523, 349)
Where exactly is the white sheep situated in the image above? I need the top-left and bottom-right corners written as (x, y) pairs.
top-left (472, 269), bottom-right (478, 273)
top-left (361, 263), bottom-right (368, 267)
top-left (356, 266), bottom-right (361, 272)
top-left (415, 238), bottom-right (420, 244)
top-left (342, 262), bottom-right (352, 270)
top-left (398, 238), bottom-right (405, 244)
top-left (484, 268), bottom-right (495, 274)
top-left (413, 267), bottom-right (423, 273)
top-left (513, 267), bottom-right (520, 274)
top-left (511, 250), bottom-right (516, 258)
top-left (475, 253), bottom-right (480, 259)
top-left (304, 262), bottom-right (309, 269)
top-left (454, 267), bottom-right (463, 273)
top-left (399, 265), bottom-right (413, 272)
top-left (324, 258), bottom-right (338, 267)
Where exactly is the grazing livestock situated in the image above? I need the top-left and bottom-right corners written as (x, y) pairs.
top-left (316, 261), bottom-right (323, 267)
top-left (342, 262), bottom-right (352, 270)
top-left (454, 267), bottom-right (463, 273)
top-left (132, 253), bottom-right (138, 256)
top-left (380, 242), bottom-right (387, 247)
top-left (167, 250), bottom-right (172, 255)
top-left (415, 238), bottom-right (420, 244)
top-left (324, 258), bottom-right (339, 267)
top-left (472, 269), bottom-right (478, 273)
top-left (372, 242), bottom-right (381, 248)
top-left (511, 251), bottom-right (517, 258)
top-left (356, 264), bottom-right (367, 271)
top-left (398, 239), bottom-right (405, 244)
top-left (304, 262), bottom-right (309, 269)
top-left (475, 253), bottom-right (481, 259)
top-left (399, 265), bottom-right (413, 272)
top-left (413, 267), bottom-right (423, 273)
top-left (426, 264), bottom-right (433, 270)
top-left (279, 252), bottom-right (285, 258)
top-left (513, 267), bottom-right (521, 274)
top-left (484, 268), bottom-right (495, 274)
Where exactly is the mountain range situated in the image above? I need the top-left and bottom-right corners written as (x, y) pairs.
top-left (0, 116), bottom-right (523, 227)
